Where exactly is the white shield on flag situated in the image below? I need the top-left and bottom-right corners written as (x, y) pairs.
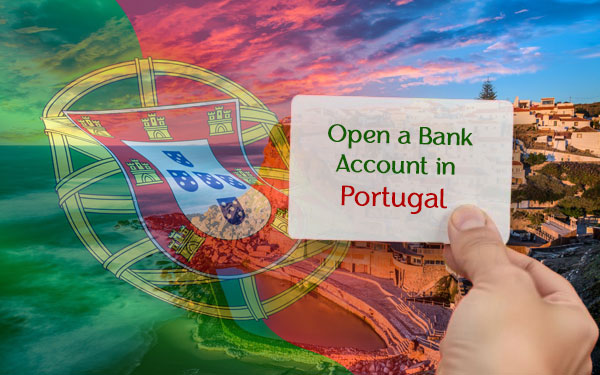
top-left (123, 139), bottom-right (271, 240)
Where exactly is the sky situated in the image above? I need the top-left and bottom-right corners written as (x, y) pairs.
top-left (0, 0), bottom-right (141, 144)
top-left (118, 0), bottom-right (600, 113)
top-left (1, 0), bottom-right (600, 144)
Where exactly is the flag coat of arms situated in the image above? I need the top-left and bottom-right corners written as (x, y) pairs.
top-left (65, 99), bottom-right (293, 276)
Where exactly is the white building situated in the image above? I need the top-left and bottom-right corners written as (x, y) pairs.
top-left (536, 114), bottom-right (591, 130)
top-left (570, 128), bottom-right (600, 156)
top-left (513, 108), bottom-right (536, 125)
top-left (513, 96), bottom-right (583, 127)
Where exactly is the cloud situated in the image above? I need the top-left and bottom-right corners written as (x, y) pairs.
top-left (0, 1), bottom-right (141, 145)
top-left (476, 12), bottom-right (505, 24)
top-left (335, 16), bottom-right (412, 41)
top-left (14, 26), bottom-right (57, 34)
top-left (485, 41), bottom-right (517, 52)
top-left (115, 0), bottom-right (599, 115)
top-left (39, 17), bottom-right (140, 74)
top-left (373, 57), bottom-right (538, 89)
top-left (520, 46), bottom-right (540, 55)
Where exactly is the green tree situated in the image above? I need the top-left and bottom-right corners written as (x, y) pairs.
top-left (558, 195), bottom-right (600, 217)
top-left (583, 183), bottom-right (600, 200)
top-left (575, 107), bottom-right (590, 117)
top-left (525, 152), bottom-right (546, 166)
top-left (560, 205), bottom-right (585, 218)
top-left (511, 174), bottom-right (569, 203)
top-left (478, 79), bottom-right (497, 100)
top-left (527, 212), bottom-right (545, 226)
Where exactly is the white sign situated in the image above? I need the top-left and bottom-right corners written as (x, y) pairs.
top-left (288, 95), bottom-right (513, 243)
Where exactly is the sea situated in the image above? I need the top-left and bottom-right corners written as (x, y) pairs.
top-left (0, 145), bottom-right (381, 375)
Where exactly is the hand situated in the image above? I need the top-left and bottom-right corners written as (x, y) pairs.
top-left (438, 205), bottom-right (598, 375)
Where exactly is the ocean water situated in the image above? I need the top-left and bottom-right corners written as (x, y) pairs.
top-left (0, 145), bottom-right (178, 374)
top-left (0, 145), bottom-right (356, 375)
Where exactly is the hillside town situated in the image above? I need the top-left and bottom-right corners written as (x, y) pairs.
top-left (509, 96), bottom-right (600, 246)
top-left (115, 96), bottom-right (600, 375)
top-left (255, 96), bottom-right (600, 374)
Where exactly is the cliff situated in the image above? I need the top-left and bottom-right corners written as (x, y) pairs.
top-left (535, 243), bottom-right (600, 374)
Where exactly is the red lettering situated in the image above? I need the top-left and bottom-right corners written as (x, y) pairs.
top-left (372, 191), bottom-right (382, 206)
top-left (440, 188), bottom-right (447, 208)
top-left (338, 186), bottom-right (447, 214)
top-left (355, 191), bottom-right (369, 206)
top-left (382, 187), bottom-right (390, 207)
top-left (341, 185), bottom-right (354, 205)
top-left (408, 193), bottom-right (423, 214)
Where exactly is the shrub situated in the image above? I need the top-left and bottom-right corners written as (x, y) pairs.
top-left (525, 153), bottom-right (546, 166)
top-left (512, 174), bottom-right (569, 203)
top-left (539, 162), bottom-right (600, 186)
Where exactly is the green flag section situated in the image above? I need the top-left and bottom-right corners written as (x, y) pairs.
top-left (0, 0), bottom-right (142, 146)
top-left (183, 276), bottom-right (351, 374)
top-left (0, 2), bottom-right (349, 374)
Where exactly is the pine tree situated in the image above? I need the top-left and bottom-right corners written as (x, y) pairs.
top-left (478, 79), bottom-right (497, 100)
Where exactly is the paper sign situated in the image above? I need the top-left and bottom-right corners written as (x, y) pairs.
top-left (288, 95), bottom-right (513, 243)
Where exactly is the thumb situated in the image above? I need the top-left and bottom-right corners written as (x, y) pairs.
top-left (445, 205), bottom-right (511, 285)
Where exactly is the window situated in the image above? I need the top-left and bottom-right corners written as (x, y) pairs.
top-left (575, 122), bottom-right (578, 127)
top-left (577, 133), bottom-right (582, 138)
top-left (554, 121), bottom-right (557, 126)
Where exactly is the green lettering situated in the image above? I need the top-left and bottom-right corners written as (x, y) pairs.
top-left (351, 158), bottom-right (363, 173)
top-left (364, 130), bottom-right (376, 143)
top-left (398, 130), bottom-right (411, 144)
top-left (336, 153), bottom-right (350, 172)
top-left (419, 127), bottom-right (432, 145)
top-left (328, 123), bottom-right (346, 144)
top-left (462, 128), bottom-right (473, 146)
top-left (447, 131), bottom-right (460, 145)
top-left (377, 130), bottom-right (390, 144)
top-left (348, 129), bottom-right (362, 149)
top-left (377, 160), bottom-right (391, 173)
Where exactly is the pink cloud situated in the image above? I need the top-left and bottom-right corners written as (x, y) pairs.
top-left (123, 1), bottom-right (542, 118)
top-left (485, 41), bottom-right (517, 52)
top-left (476, 12), bottom-right (505, 24)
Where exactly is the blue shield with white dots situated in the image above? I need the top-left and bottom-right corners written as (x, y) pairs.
top-left (194, 172), bottom-right (224, 190)
top-left (163, 150), bottom-right (194, 167)
top-left (216, 174), bottom-right (246, 189)
top-left (217, 197), bottom-right (246, 225)
top-left (167, 170), bottom-right (198, 192)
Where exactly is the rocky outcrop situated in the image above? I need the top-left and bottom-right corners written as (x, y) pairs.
top-left (533, 242), bottom-right (600, 374)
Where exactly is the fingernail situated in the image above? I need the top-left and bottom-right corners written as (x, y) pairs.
top-left (451, 205), bottom-right (486, 231)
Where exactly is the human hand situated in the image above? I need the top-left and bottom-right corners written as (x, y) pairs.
top-left (438, 205), bottom-right (598, 375)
